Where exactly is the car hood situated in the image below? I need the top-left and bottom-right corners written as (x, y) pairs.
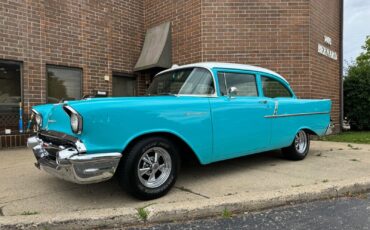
top-left (32, 96), bottom-right (180, 135)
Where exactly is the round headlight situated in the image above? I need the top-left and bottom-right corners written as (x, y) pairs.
top-left (35, 113), bottom-right (42, 126)
top-left (64, 105), bottom-right (83, 134)
top-left (70, 113), bottom-right (79, 133)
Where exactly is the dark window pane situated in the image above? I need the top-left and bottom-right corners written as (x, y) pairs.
top-left (261, 76), bottom-right (291, 98)
top-left (222, 72), bottom-right (258, 96)
top-left (0, 60), bottom-right (21, 131)
top-left (112, 75), bottom-right (136, 96)
top-left (0, 61), bottom-right (21, 114)
top-left (47, 66), bottom-right (82, 103)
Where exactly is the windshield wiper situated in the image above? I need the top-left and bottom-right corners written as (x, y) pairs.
top-left (146, 92), bottom-right (177, 96)
top-left (158, 93), bottom-right (176, 96)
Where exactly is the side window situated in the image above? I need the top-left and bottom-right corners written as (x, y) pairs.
top-left (217, 72), bottom-right (258, 96)
top-left (178, 68), bottom-right (215, 95)
top-left (148, 68), bottom-right (215, 95)
top-left (261, 76), bottom-right (292, 98)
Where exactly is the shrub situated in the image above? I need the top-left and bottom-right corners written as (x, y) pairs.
top-left (344, 36), bottom-right (370, 130)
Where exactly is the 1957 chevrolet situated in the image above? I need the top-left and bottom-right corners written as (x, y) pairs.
top-left (27, 62), bottom-right (332, 200)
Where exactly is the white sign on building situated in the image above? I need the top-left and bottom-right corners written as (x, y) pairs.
top-left (318, 35), bottom-right (337, 60)
top-left (324, 35), bottom-right (332, 45)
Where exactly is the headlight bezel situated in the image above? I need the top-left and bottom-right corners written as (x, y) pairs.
top-left (32, 109), bottom-right (42, 131)
top-left (63, 105), bottom-right (83, 134)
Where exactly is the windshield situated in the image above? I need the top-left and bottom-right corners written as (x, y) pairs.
top-left (147, 67), bottom-right (215, 96)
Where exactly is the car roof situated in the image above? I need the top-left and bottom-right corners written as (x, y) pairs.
top-left (157, 62), bottom-right (288, 84)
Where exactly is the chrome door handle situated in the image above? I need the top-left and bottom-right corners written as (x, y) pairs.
top-left (259, 100), bottom-right (268, 104)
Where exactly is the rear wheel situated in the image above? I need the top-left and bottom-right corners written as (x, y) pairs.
top-left (118, 136), bottom-right (180, 200)
top-left (282, 130), bottom-right (310, 160)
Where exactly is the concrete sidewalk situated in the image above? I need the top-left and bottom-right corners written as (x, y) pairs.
top-left (1, 141), bottom-right (370, 229)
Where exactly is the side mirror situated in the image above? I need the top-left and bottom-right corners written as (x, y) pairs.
top-left (228, 86), bottom-right (238, 97)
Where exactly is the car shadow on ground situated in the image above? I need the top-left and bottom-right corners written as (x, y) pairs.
top-left (54, 149), bottom-right (285, 199)
top-left (180, 149), bottom-right (285, 174)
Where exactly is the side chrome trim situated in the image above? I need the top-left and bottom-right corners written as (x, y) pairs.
top-left (264, 111), bottom-right (330, 118)
top-left (273, 100), bottom-right (279, 116)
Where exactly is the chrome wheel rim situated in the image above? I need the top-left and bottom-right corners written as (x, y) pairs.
top-left (137, 147), bottom-right (172, 188)
top-left (295, 130), bottom-right (307, 154)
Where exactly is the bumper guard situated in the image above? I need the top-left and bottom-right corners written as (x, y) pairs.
top-left (27, 134), bottom-right (122, 184)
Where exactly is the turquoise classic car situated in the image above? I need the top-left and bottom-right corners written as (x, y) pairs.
top-left (27, 62), bottom-right (332, 200)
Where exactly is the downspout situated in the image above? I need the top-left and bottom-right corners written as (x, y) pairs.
top-left (339, 0), bottom-right (344, 132)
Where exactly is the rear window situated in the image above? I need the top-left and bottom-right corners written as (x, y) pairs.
top-left (261, 76), bottom-right (292, 98)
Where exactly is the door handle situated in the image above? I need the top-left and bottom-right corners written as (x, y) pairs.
top-left (258, 100), bottom-right (268, 104)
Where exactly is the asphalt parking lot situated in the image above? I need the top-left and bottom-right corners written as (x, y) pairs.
top-left (1, 141), bottom-right (370, 219)
top-left (128, 193), bottom-right (370, 230)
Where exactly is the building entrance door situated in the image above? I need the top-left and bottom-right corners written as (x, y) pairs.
top-left (112, 74), bottom-right (136, 97)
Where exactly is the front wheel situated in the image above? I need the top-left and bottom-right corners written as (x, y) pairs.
top-left (282, 130), bottom-right (310, 160)
top-left (118, 137), bottom-right (180, 200)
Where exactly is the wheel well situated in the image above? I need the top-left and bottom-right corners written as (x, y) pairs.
top-left (302, 128), bottom-right (318, 136)
top-left (123, 132), bottom-right (201, 165)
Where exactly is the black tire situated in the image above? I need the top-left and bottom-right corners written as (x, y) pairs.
top-left (282, 130), bottom-right (310, 161)
top-left (118, 136), bottom-right (180, 200)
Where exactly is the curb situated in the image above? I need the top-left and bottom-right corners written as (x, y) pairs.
top-left (1, 177), bottom-right (370, 229)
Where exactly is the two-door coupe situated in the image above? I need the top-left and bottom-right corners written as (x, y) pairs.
top-left (27, 62), bottom-right (332, 200)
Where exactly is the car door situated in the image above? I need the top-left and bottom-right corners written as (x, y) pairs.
top-left (209, 70), bottom-right (274, 161)
top-left (260, 75), bottom-right (297, 148)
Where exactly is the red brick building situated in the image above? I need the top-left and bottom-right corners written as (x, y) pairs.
top-left (0, 0), bottom-right (342, 148)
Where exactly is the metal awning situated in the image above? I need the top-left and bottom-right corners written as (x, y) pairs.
top-left (134, 22), bottom-right (172, 71)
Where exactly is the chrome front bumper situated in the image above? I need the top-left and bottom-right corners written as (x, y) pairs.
top-left (27, 134), bottom-right (122, 184)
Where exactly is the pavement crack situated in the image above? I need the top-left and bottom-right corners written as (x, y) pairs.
top-left (174, 186), bottom-right (210, 199)
top-left (0, 194), bottom-right (44, 206)
top-left (0, 186), bottom-right (82, 206)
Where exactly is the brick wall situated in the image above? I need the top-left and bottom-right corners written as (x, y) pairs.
top-left (309, 0), bottom-right (342, 130)
top-left (144, 0), bottom-right (202, 65)
top-left (201, 0), bottom-right (311, 99)
top-left (0, 0), bottom-right (144, 114)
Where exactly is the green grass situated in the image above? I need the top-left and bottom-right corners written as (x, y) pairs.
top-left (318, 131), bottom-right (370, 144)
top-left (21, 211), bottom-right (39, 215)
top-left (222, 208), bottom-right (232, 218)
top-left (137, 207), bottom-right (149, 221)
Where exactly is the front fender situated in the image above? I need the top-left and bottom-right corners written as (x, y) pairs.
top-left (66, 97), bottom-right (214, 164)
top-left (121, 129), bottom-right (207, 164)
